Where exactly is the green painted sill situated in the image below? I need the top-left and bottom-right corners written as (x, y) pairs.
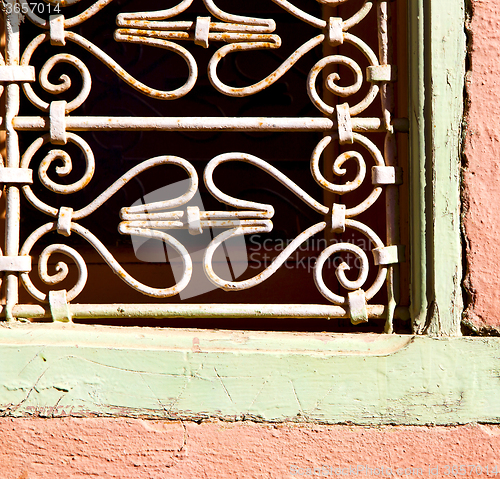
top-left (1, 323), bottom-right (498, 425)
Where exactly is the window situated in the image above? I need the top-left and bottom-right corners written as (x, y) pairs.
top-left (8, 0), bottom-right (409, 332)
top-left (1, 0), bottom-right (488, 426)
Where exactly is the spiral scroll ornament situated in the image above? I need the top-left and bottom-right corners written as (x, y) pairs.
top-left (22, 50), bottom-right (91, 112)
top-left (20, 224), bottom-right (88, 302)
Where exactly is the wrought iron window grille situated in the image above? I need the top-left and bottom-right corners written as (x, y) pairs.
top-left (0, 0), bottom-right (410, 332)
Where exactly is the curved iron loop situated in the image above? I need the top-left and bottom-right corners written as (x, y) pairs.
top-left (307, 34), bottom-right (380, 116)
top-left (21, 31), bottom-right (197, 102)
top-left (310, 135), bottom-right (384, 217)
top-left (21, 150), bottom-right (197, 221)
top-left (208, 34), bottom-right (324, 97)
top-left (20, 222), bottom-right (193, 300)
top-left (204, 222), bottom-right (326, 291)
top-left (313, 220), bottom-right (387, 305)
top-left (20, 225), bottom-right (88, 302)
top-left (205, 152), bottom-right (328, 215)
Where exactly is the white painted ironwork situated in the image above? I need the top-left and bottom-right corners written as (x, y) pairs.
top-left (0, 0), bottom-right (406, 328)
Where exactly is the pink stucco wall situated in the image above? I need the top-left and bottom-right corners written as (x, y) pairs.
top-left (463, 0), bottom-right (500, 331)
top-left (1, 419), bottom-right (499, 478)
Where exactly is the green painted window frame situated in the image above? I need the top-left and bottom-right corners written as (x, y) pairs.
top-left (4, 0), bottom-right (499, 425)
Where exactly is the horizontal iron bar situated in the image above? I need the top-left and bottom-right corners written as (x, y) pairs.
top-left (8, 303), bottom-right (410, 320)
top-left (12, 116), bottom-right (409, 133)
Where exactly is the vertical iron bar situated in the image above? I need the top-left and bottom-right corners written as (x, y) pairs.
top-left (378, 0), bottom-right (400, 333)
top-left (4, 0), bottom-right (22, 321)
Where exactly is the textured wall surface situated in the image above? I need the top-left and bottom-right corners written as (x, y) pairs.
top-left (1, 419), bottom-right (500, 478)
top-left (463, 0), bottom-right (500, 332)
